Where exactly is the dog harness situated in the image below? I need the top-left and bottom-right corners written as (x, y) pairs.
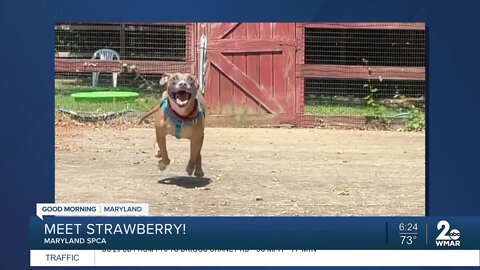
top-left (160, 97), bottom-right (205, 139)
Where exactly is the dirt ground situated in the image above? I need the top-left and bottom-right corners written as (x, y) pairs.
top-left (55, 122), bottom-right (425, 216)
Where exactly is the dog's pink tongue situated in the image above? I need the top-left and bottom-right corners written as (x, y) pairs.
top-left (176, 98), bottom-right (188, 106)
top-left (176, 92), bottom-right (189, 106)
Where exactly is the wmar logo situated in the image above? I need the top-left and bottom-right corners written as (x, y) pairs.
top-left (435, 220), bottom-right (461, 247)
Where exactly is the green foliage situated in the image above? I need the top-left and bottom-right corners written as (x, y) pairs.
top-left (405, 108), bottom-right (425, 131)
top-left (363, 84), bottom-right (379, 107)
top-left (362, 58), bottom-right (382, 108)
top-left (304, 104), bottom-right (403, 117)
top-left (360, 58), bottom-right (425, 131)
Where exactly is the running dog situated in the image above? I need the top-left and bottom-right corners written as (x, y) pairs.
top-left (138, 73), bottom-right (206, 177)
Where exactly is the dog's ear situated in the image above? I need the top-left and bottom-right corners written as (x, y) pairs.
top-left (159, 73), bottom-right (171, 86)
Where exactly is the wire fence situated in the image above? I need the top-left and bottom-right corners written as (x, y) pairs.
top-left (301, 25), bottom-right (426, 130)
top-left (305, 27), bottom-right (425, 67)
top-left (55, 23), bottom-right (192, 89)
top-left (54, 23), bottom-right (426, 129)
top-left (54, 23), bottom-right (195, 123)
top-left (305, 78), bottom-right (425, 106)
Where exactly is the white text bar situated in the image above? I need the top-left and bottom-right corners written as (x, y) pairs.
top-left (30, 250), bottom-right (480, 267)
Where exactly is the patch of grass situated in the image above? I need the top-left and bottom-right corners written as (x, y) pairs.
top-left (305, 103), bottom-right (425, 131)
top-left (55, 94), bottom-right (160, 113)
top-left (55, 86), bottom-right (138, 95)
top-left (305, 104), bottom-right (406, 117)
top-left (55, 83), bottom-right (162, 113)
top-left (405, 108), bottom-right (426, 131)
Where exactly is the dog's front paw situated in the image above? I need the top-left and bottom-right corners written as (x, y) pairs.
top-left (194, 169), bottom-right (204, 178)
top-left (158, 158), bottom-right (170, 171)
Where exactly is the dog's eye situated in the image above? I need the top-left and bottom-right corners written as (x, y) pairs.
top-left (172, 75), bottom-right (178, 80)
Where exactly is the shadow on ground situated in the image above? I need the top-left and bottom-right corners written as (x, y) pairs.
top-left (158, 176), bottom-right (212, 189)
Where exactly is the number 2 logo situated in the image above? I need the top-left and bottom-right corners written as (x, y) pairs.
top-left (436, 220), bottom-right (461, 241)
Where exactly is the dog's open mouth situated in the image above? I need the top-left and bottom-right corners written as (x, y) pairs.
top-left (173, 91), bottom-right (191, 107)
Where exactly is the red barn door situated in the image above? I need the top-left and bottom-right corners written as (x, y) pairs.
top-left (201, 23), bottom-right (296, 118)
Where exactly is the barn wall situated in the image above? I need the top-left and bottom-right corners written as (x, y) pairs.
top-left (201, 23), bottom-right (296, 118)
